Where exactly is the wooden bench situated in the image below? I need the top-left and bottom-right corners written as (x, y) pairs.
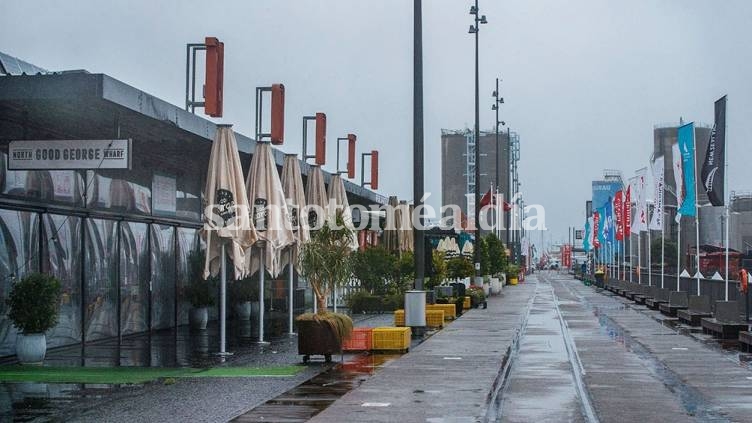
top-left (677, 295), bottom-right (712, 326)
top-left (632, 285), bottom-right (650, 305)
top-left (659, 291), bottom-right (689, 317)
top-left (701, 301), bottom-right (748, 339)
top-left (645, 287), bottom-right (669, 310)
top-left (739, 331), bottom-right (752, 352)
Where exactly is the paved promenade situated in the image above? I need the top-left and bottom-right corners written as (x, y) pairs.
top-left (309, 279), bottom-right (537, 423)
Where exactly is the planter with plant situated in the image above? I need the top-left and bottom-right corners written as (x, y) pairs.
top-left (231, 277), bottom-right (258, 320)
top-left (467, 285), bottom-right (487, 309)
top-left (506, 264), bottom-right (521, 286)
top-left (6, 273), bottom-right (62, 364)
top-left (187, 249), bottom-right (216, 330)
top-left (296, 212), bottom-right (355, 363)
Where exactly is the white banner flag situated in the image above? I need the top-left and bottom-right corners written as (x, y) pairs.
top-left (649, 156), bottom-right (664, 231)
top-left (672, 141), bottom-right (684, 222)
top-left (630, 168), bottom-right (648, 233)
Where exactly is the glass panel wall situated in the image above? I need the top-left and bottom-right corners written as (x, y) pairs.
top-left (176, 228), bottom-right (200, 326)
top-left (120, 222), bottom-right (149, 336)
top-left (150, 224), bottom-right (175, 331)
top-left (84, 218), bottom-right (118, 341)
top-left (43, 214), bottom-right (82, 348)
top-left (0, 209), bottom-right (40, 356)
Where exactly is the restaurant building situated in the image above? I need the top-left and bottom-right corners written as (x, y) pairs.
top-left (0, 52), bottom-right (385, 357)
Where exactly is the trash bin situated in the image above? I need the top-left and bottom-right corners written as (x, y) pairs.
top-left (594, 270), bottom-right (605, 288)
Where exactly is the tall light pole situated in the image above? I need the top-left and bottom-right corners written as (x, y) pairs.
top-left (469, 1), bottom-right (487, 279)
top-left (492, 78), bottom-right (505, 244)
top-left (413, 0), bottom-right (425, 290)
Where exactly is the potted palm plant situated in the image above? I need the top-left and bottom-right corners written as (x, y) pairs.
top-left (6, 273), bottom-right (61, 364)
top-left (296, 212), bottom-right (354, 363)
top-left (187, 249), bottom-right (216, 330)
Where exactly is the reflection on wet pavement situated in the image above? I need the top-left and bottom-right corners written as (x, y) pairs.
top-left (232, 354), bottom-right (400, 422)
top-left (499, 279), bottom-right (590, 422)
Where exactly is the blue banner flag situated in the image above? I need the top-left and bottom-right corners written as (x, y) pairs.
top-left (677, 122), bottom-right (697, 217)
top-left (583, 218), bottom-right (591, 252)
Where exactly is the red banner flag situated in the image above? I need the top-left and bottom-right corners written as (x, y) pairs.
top-left (593, 211), bottom-right (601, 248)
top-left (623, 186), bottom-right (631, 235)
top-left (614, 190), bottom-right (623, 241)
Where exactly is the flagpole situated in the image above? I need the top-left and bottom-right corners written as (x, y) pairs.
top-left (638, 230), bottom-right (642, 285)
top-left (693, 124), bottom-right (701, 295)
top-left (677, 219), bottom-right (681, 291)
top-left (629, 232), bottom-right (633, 282)
top-left (648, 226), bottom-right (652, 287)
top-left (661, 215), bottom-right (665, 289)
top-left (724, 96), bottom-right (730, 301)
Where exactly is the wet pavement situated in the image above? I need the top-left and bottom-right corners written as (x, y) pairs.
top-left (8, 275), bottom-right (752, 422)
top-left (0, 312), bottom-right (395, 422)
top-left (307, 281), bottom-right (538, 423)
top-left (499, 278), bottom-right (591, 422)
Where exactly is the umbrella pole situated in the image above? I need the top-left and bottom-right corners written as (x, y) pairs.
top-left (258, 245), bottom-right (268, 344)
top-left (219, 243), bottom-right (227, 355)
top-left (288, 250), bottom-right (295, 335)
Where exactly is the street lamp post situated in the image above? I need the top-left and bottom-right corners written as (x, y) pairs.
top-left (413, 0), bottom-right (425, 290)
top-left (469, 1), bottom-right (487, 280)
top-left (492, 78), bottom-right (505, 244)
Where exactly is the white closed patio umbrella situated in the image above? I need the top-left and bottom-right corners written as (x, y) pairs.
top-left (245, 142), bottom-right (294, 343)
top-left (201, 124), bottom-right (256, 355)
top-left (304, 165), bottom-right (329, 313)
top-left (280, 154), bottom-right (310, 334)
top-left (327, 174), bottom-right (359, 312)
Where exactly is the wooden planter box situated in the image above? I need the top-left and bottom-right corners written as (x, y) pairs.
top-left (297, 319), bottom-right (343, 363)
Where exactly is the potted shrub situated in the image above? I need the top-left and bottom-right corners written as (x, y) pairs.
top-left (467, 285), bottom-right (487, 309)
top-left (186, 249), bottom-right (216, 331)
top-left (231, 277), bottom-right (258, 320)
top-left (296, 212), bottom-right (355, 363)
top-left (6, 273), bottom-right (62, 364)
top-left (506, 264), bottom-right (520, 286)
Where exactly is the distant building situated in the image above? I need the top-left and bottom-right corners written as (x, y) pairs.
top-left (440, 128), bottom-right (511, 238)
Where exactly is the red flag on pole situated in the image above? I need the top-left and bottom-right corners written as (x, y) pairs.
top-left (623, 186), bottom-right (631, 234)
top-left (479, 188), bottom-right (494, 208)
top-left (614, 190), bottom-right (624, 241)
top-left (593, 211), bottom-right (601, 248)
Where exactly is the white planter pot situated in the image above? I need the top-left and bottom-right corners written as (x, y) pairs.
top-left (235, 301), bottom-right (252, 320)
top-left (16, 333), bottom-right (46, 364)
top-left (189, 307), bottom-right (208, 331)
top-left (482, 282), bottom-right (491, 297)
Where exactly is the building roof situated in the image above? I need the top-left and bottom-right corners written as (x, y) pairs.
top-left (0, 53), bottom-right (386, 205)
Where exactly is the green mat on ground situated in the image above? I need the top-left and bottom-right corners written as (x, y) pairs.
top-left (0, 365), bottom-right (306, 384)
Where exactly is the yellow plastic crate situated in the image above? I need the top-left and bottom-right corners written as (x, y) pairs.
top-left (425, 309), bottom-right (444, 328)
top-left (394, 309), bottom-right (405, 326)
top-left (463, 296), bottom-right (472, 310)
top-left (426, 304), bottom-right (457, 320)
top-left (372, 327), bottom-right (411, 352)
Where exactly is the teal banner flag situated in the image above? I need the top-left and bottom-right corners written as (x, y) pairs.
top-left (678, 122), bottom-right (697, 217)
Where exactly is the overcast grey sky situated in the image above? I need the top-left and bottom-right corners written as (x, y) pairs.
top-left (2, 0), bottom-right (750, 249)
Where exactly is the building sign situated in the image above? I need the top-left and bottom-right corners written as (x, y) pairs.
top-left (8, 139), bottom-right (132, 170)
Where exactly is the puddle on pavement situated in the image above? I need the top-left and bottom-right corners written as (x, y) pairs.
top-left (231, 353), bottom-right (399, 422)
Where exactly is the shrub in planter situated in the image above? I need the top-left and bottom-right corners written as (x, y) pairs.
top-left (382, 293), bottom-right (404, 311)
top-left (231, 277), bottom-right (258, 319)
top-left (467, 285), bottom-right (486, 308)
top-left (6, 273), bottom-right (62, 364)
top-left (347, 291), bottom-right (383, 314)
top-left (447, 257), bottom-right (474, 280)
top-left (186, 249), bottom-right (216, 330)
